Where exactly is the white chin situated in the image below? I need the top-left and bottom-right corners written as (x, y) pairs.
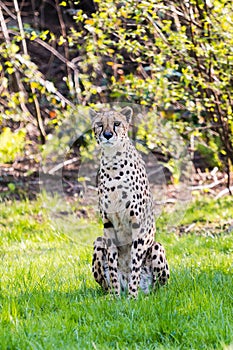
top-left (100, 140), bottom-right (116, 147)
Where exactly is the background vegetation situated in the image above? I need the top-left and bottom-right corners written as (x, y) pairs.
top-left (0, 0), bottom-right (233, 186)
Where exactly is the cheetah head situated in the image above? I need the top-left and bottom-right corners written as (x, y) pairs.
top-left (90, 107), bottom-right (133, 148)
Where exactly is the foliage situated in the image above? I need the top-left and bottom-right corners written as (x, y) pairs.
top-left (0, 127), bottom-right (26, 163)
top-left (1, 1), bottom-right (233, 182)
top-left (70, 0), bottom-right (233, 173)
top-left (0, 196), bottom-right (232, 349)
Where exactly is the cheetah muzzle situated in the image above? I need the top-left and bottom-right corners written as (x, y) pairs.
top-left (91, 107), bottom-right (170, 298)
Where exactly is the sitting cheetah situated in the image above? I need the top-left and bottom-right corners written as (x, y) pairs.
top-left (91, 107), bottom-right (169, 298)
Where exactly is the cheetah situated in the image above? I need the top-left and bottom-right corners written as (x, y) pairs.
top-left (91, 107), bottom-right (169, 298)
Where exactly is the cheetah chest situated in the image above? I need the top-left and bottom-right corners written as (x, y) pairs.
top-left (98, 158), bottom-right (153, 243)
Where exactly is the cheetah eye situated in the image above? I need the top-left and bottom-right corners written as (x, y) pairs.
top-left (96, 122), bottom-right (103, 128)
top-left (114, 121), bottom-right (121, 127)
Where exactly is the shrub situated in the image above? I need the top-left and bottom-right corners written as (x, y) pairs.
top-left (0, 127), bottom-right (26, 163)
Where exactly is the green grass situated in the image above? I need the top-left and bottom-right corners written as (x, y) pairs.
top-left (0, 196), bottom-right (232, 349)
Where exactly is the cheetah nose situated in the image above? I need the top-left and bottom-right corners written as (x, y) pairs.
top-left (103, 131), bottom-right (113, 140)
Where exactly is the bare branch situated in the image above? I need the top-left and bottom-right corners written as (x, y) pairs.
top-left (48, 157), bottom-right (80, 175)
top-left (0, 6), bottom-right (11, 44)
top-left (13, 0), bottom-right (28, 55)
top-left (0, 1), bottom-right (16, 20)
top-left (31, 86), bottom-right (46, 144)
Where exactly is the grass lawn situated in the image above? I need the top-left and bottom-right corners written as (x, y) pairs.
top-left (0, 196), bottom-right (232, 349)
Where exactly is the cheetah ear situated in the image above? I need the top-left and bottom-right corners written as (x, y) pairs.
top-left (89, 108), bottom-right (98, 121)
top-left (121, 107), bottom-right (133, 123)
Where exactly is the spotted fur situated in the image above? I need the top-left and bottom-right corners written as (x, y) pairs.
top-left (91, 107), bottom-right (169, 298)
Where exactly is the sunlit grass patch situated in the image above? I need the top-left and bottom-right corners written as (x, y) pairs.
top-left (0, 196), bottom-right (232, 349)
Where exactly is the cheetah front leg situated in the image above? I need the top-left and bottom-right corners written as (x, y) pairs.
top-left (128, 237), bottom-right (145, 298)
top-left (151, 242), bottom-right (170, 287)
top-left (106, 238), bottom-right (121, 296)
top-left (92, 237), bottom-right (109, 291)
